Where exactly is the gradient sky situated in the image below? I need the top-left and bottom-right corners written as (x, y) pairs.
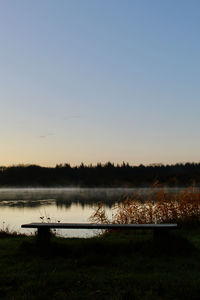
top-left (1, 0), bottom-right (200, 166)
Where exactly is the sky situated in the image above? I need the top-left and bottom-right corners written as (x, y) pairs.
top-left (1, 0), bottom-right (200, 167)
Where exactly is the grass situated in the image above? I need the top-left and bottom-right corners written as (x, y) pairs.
top-left (0, 227), bottom-right (200, 299)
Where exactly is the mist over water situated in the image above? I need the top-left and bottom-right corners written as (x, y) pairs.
top-left (0, 187), bottom-right (186, 237)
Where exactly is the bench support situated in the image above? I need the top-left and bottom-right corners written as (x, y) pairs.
top-left (37, 227), bottom-right (51, 245)
top-left (153, 228), bottom-right (169, 240)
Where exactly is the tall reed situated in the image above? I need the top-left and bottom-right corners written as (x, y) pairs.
top-left (89, 186), bottom-right (200, 224)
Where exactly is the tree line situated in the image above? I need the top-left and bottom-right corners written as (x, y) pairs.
top-left (0, 162), bottom-right (200, 187)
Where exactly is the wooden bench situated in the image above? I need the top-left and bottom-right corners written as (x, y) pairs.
top-left (21, 223), bottom-right (178, 244)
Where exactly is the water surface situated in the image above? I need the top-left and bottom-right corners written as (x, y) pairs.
top-left (0, 187), bottom-right (184, 237)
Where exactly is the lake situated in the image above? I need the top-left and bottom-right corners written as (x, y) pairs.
top-left (0, 187), bottom-right (184, 237)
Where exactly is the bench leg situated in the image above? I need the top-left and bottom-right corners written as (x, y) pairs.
top-left (153, 229), bottom-right (169, 241)
top-left (37, 227), bottom-right (51, 245)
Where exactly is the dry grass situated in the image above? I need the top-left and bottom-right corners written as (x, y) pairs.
top-left (90, 185), bottom-right (200, 225)
top-left (0, 225), bottom-right (25, 237)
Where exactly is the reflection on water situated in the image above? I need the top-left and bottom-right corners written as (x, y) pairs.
top-left (0, 187), bottom-right (185, 237)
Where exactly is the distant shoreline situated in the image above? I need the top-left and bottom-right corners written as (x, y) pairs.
top-left (0, 162), bottom-right (200, 187)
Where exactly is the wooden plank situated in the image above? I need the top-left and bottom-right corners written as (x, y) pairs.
top-left (21, 223), bottom-right (177, 230)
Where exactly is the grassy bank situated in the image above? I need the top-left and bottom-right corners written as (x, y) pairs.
top-left (0, 227), bottom-right (200, 299)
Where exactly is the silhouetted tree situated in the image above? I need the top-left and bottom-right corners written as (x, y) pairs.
top-left (0, 162), bottom-right (200, 187)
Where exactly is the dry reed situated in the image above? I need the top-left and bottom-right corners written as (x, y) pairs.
top-left (89, 185), bottom-right (200, 224)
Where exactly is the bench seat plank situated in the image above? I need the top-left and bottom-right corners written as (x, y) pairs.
top-left (21, 223), bottom-right (177, 229)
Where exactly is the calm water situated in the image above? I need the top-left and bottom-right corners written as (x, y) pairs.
top-left (0, 187), bottom-right (184, 237)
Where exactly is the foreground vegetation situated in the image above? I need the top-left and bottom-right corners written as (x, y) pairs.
top-left (91, 186), bottom-right (200, 224)
top-left (0, 227), bottom-right (200, 300)
top-left (1, 187), bottom-right (200, 299)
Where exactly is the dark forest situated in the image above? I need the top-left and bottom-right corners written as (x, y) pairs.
top-left (0, 162), bottom-right (200, 187)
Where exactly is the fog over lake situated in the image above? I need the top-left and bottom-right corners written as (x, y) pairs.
top-left (0, 187), bottom-right (186, 237)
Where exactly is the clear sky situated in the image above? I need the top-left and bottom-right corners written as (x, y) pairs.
top-left (1, 0), bottom-right (200, 166)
